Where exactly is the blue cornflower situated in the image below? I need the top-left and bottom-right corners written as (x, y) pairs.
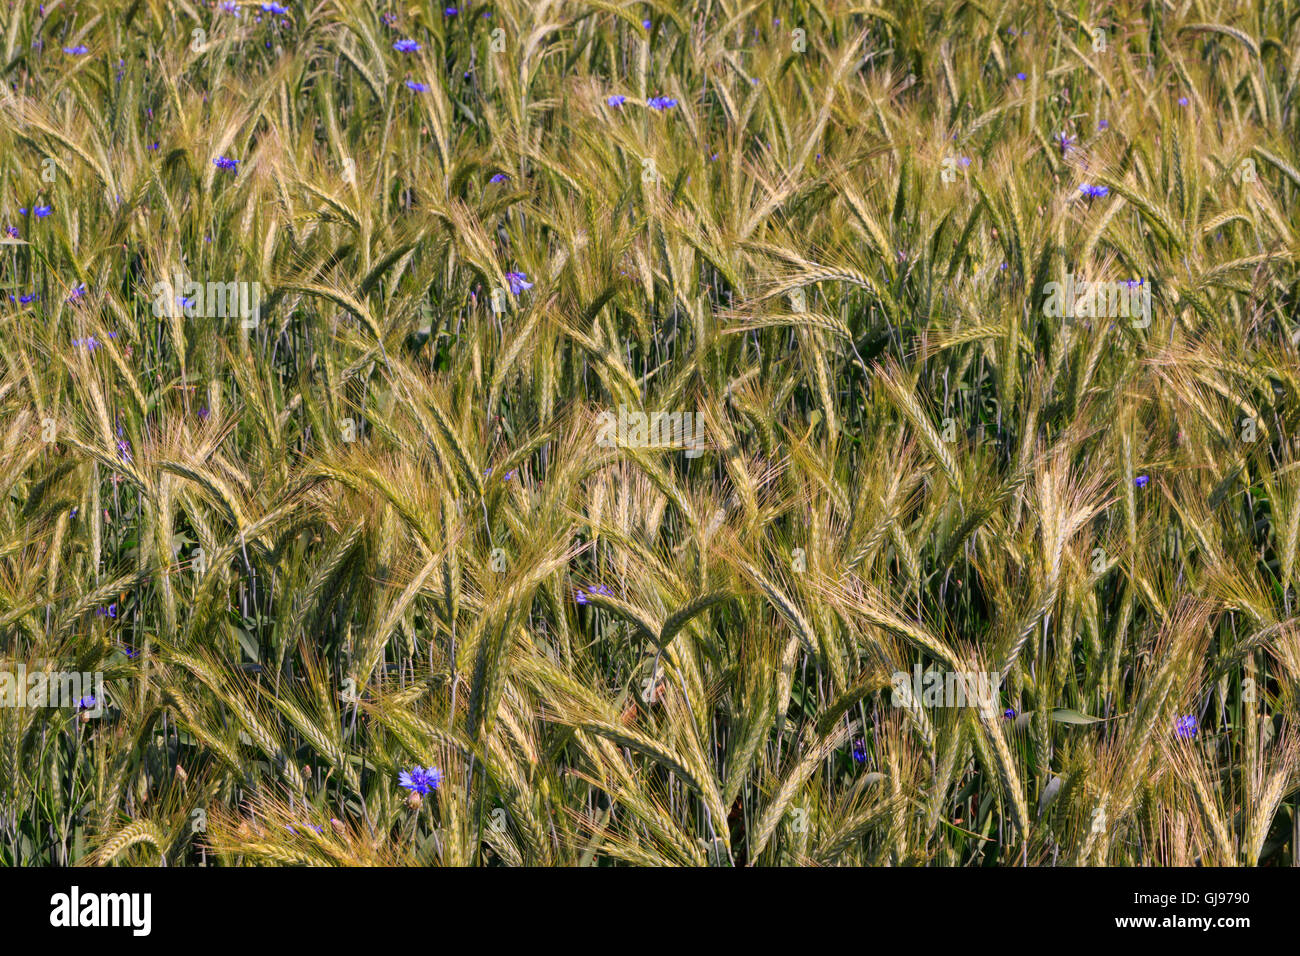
top-left (63, 44), bottom-right (89, 55)
top-left (1134, 474), bottom-right (1149, 488)
top-left (261, 3), bottom-right (289, 13)
top-left (220, 1), bottom-right (241, 14)
top-left (148, 142), bottom-right (159, 150)
top-left (1174, 714), bottom-right (1198, 739)
top-left (1003, 708), bottom-right (1016, 719)
top-left (213, 156), bottom-right (239, 171)
top-left (1177, 96), bottom-right (1189, 107)
top-left (67, 284), bottom-right (86, 303)
top-left (642, 19), bottom-right (651, 28)
top-left (33, 205), bottom-right (52, 218)
top-left (505, 271), bottom-right (532, 294)
top-left (489, 173), bottom-right (509, 183)
top-left (851, 739), bottom-right (867, 762)
top-left (958, 156), bottom-right (971, 167)
top-left (1014, 72), bottom-right (1027, 81)
top-left (77, 695), bottom-right (96, 710)
top-left (405, 80), bottom-right (429, 92)
top-left (606, 94), bottom-right (626, 107)
top-left (1055, 130), bottom-right (1076, 154)
top-left (17, 293), bottom-right (36, 304)
top-left (398, 765), bottom-right (442, 794)
top-left (444, 6), bottom-right (458, 14)
top-left (647, 96), bottom-right (677, 111)
top-left (4, 225), bottom-right (16, 238)
top-left (575, 589), bottom-right (589, 605)
top-left (1097, 119), bottom-right (1109, 130)
top-left (1079, 184), bottom-right (1109, 198)
top-left (393, 38), bottom-right (420, 52)
top-left (503, 469), bottom-right (517, 481)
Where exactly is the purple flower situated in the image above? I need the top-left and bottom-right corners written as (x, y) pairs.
top-left (261, 2), bottom-right (289, 13)
top-left (1055, 131), bottom-right (1076, 154)
top-left (198, 406), bottom-right (210, 420)
top-left (398, 765), bottom-right (442, 794)
top-left (575, 589), bottom-right (589, 605)
top-left (4, 225), bottom-right (17, 238)
top-left (77, 695), bottom-right (96, 710)
top-left (405, 80), bottom-right (429, 92)
top-left (852, 739), bottom-right (867, 762)
top-left (1014, 72), bottom-right (1027, 81)
top-left (1177, 96), bottom-right (1189, 107)
top-left (393, 38), bottom-right (420, 52)
top-left (958, 156), bottom-right (971, 167)
top-left (1079, 184), bottom-right (1108, 199)
top-left (647, 96), bottom-right (677, 111)
top-left (213, 156), bottom-right (239, 171)
top-left (505, 271), bottom-right (532, 294)
top-left (444, 6), bottom-right (458, 14)
top-left (606, 94), bottom-right (626, 107)
top-left (1003, 708), bottom-right (1016, 719)
top-left (1134, 474), bottom-right (1149, 488)
top-left (16, 293), bottom-right (36, 305)
top-left (489, 173), bottom-right (509, 183)
top-left (63, 44), bottom-right (89, 55)
top-left (1174, 714), bottom-right (1198, 739)
top-left (642, 18), bottom-right (651, 28)
top-left (33, 205), bottom-right (52, 218)
top-left (67, 284), bottom-right (86, 303)
top-left (148, 142), bottom-right (159, 151)
top-left (1097, 119), bottom-right (1109, 130)
top-left (116, 439), bottom-right (131, 462)
top-left (220, 1), bottom-right (241, 15)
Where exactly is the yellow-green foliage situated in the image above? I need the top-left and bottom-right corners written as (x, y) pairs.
top-left (0, 0), bottom-right (1298, 866)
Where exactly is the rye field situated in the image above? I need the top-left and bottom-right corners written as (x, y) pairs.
top-left (1, 0), bottom-right (1299, 868)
